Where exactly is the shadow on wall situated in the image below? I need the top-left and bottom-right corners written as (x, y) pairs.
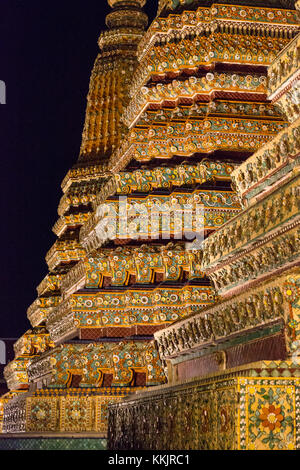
top-left (0, 81), bottom-right (6, 104)
top-left (0, 341), bottom-right (6, 365)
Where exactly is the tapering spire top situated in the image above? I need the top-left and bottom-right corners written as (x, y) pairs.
top-left (105, 0), bottom-right (148, 30)
top-left (78, 0), bottom-right (148, 164)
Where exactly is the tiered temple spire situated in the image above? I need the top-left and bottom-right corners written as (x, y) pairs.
top-left (1, 0), bottom-right (300, 451)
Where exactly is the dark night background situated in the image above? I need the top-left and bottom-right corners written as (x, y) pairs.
top-left (0, 0), bottom-right (158, 338)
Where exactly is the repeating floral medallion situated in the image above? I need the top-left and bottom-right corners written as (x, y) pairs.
top-left (26, 397), bottom-right (58, 432)
top-left (241, 380), bottom-right (299, 450)
top-left (13, 393), bottom-right (130, 434)
top-left (60, 397), bottom-right (93, 432)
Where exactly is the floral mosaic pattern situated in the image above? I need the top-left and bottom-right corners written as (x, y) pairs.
top-left (24, 393), bottom-right (128, 434)
top-left (242, 380), bottom-right (298, 450)
top-left (27, 397), bottom-right (58, 432)
top-left (28, 341), bottom-right (166, 388)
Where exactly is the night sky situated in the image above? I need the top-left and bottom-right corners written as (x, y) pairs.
top-left (0, 0), bottom-right (158, 338)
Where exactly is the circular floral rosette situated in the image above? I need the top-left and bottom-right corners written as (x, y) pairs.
top-left (284, 278), bottom-right (300, 304)
top-left (259, 404), bottom-right (284, 431)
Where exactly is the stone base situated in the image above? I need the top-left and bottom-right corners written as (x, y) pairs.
top-left (0, 435), bottom-right (107, 450)
top-left (108, 360), bottom-right (300, 450)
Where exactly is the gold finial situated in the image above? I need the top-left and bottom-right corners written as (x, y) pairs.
top-left (105, 0), bottom-right (148, 30)
top-left (108, 0), bottom-right (146, 7)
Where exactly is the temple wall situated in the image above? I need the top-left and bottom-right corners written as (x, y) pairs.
top-left (108, 362), bottom-right (300, 450)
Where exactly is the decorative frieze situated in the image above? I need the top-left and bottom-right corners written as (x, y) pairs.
top-left (134, 32), bottom-right (291, 95)
top-left (154, 269), bottom-right (300, 363)
top-left (61, 259), bottom-right (86, 296)
top-left (1, 388), bottom-right (134, 435)
top-left (52, 212), bottom-right (91, 237)
top-left (202, 173), bottom-right (300, 271)
top-left (0, 392), bottom-right (17, 433)
top-left (208, 225), bottom-right (300, 295)
top-left (58, 180), bottom-right (104, 217)
top-left (62, 243), bottom-right (205, 295)
top-left (12, 389), bottom-right (136, 435)
top-left (126, 117), bottom-right (286, 162)
top-left (231, 117), bottom-right (300, 204)
top-left (90, 159), bottom-right (236, 219)
top-left (13, 327), bottom-right (54, 358)
top-left (115, 160), bottom-right (236, 195)
top-left (4, 358), bottom-right (33, 391)
top-left (2, 394), bottom-right (27, 434)
top-left (268, 33), bottom-right (300, 103)
top-left (61, 165), bottom-right (109, 193)
top-left (155, 283), bottom-right (283, 362)
top-left (136, 100), bottom-right (283, 127)
top-left (3, 328), bottom-right (54, 392)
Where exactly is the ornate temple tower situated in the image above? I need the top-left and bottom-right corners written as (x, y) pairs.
top-left (109, 0), bottom-right (300, 451)
top-left (1, 0), bottom-right (299, 451)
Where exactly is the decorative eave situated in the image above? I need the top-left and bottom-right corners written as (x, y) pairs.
top-left (4, 357), bottom-right (32, 391)
top-left (124, 116), bottom-right (286, 162)
top-left (123, 71), bottom-right (270, 130)
top-left (13, 327), bottom-right (54, 358)
top-left (135, 100), bottom-right (283, 126)
top-left (57, 180), bottom-right (104, 217)
top-left (36, 274), bottom-right (63, 297)
top-left (140, 4), bottom-right (299, 63)
top-left (4, 325), bottom-right (55, 391)
top-left (60, 242), bottom-right (207, 297)
top-left (46, 284), bottom-right (217, 345)
top-left (112, 159), bottom-right (237, 196)
top-left (27, 340), bottom-right (165, 389)
top-left (52, 212), bottom-right (91, 237)
top-left (60, 260), bottom-right (86, 298)
top-left (134, 31), bottom-right (297, 98)
top-left (27, 296), bottom-right (61, 328)
top-left (45, 238), bottom-right (86, 271)
top-left (80, 189), bottom-right (241, 252)
top-left (61, 164), bottom-right (109, 194)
